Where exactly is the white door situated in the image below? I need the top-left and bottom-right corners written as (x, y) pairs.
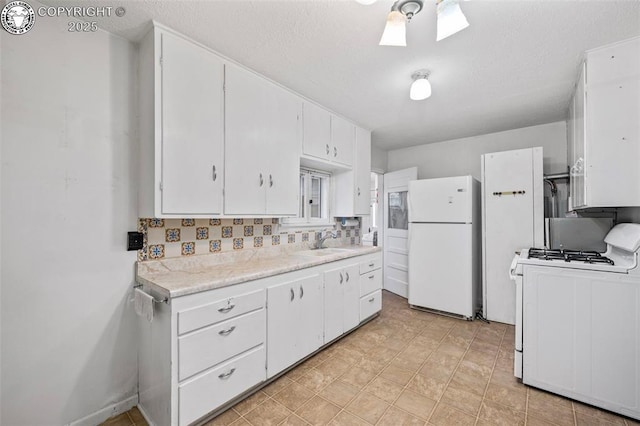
top-left (161, 31), bottom-right (224, 215)
top-left (302, 102), bottom-right (331, 160)
top-left (383, 167), bottom-right (418, 298)
top-left (408, 223), bottom-right (474, 317)
top-left (342, 264), bottom-right (361, 332)
top-left (354, 128), bottom-right (372, 216)
top-left (330, 115), bottom-right (354, 166)
top-left (323, 266), bottom-right (344, 343)
top-left (296, 274), bottom-right (324, 359)
top-left (266, 280), bottom-right (299, 377)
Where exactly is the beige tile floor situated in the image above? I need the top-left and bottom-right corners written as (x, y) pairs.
top-left (111, 291), bottom-right (639, 426)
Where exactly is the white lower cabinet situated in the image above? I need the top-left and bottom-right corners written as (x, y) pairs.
top-left (324, 263), bottom-right (360, 343)
top-left (267, 274), bottom-right (323, 377)
top-left (138, 251), bottom-right (382, 426)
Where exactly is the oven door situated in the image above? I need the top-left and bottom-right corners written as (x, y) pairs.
top-left (509, 254), bottom-right (523, 378)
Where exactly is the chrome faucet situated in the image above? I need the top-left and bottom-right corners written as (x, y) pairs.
top-left (315, 230), bottom-right (337, 249)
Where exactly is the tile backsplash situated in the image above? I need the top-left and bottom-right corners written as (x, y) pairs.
top-left (137, 218), bottom-right (360, 261)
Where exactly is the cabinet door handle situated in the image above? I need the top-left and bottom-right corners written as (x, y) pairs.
top-left (218, 368), bottom-right (236, 380)
top-left (290, 288), bottom-right (295, 301)
top-left (218, 303), bottom-right (235, 313)
top-left (339, 272), bottom-right (344, 284)
top-left (345, 272), bottom-right (350, 282)
top-left (369, 263), bottom-right (375, 267)
top-left (299, 285), bottom-right (304, 299)
top-left (218, 326), bottom-right (236, 336)
top-left (269, 174), bottom-right (273, 188)
top-left (357, 187), bottom-right (360, 196)
top-left (334, 146), bottom-right (338, 157)
top-left (259, 173), bottom-right (264, 187)
top-left (212, 165), bottom-right (217, 181)
top-left (326, 144), bottom-right (330, 155)
top-left (368, 275), bottom-right (375, 279)
top-left (368, 297), bottom-right (375, 302)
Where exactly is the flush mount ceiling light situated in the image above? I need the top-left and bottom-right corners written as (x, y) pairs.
top-left (410, 70), bottom-right (432, 100)
top-left (376, 0), bottom-right (469, 45)
top-left (355, 0), bottom-right (378, 4)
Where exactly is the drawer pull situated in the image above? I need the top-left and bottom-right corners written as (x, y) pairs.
top-left (218, 303), bottom-right (235, 313)
top-left (345, 272), bottom-right (350, 282)
top-left (368, 275), bottom-right (375, 279)
top-left (300, 285), bottom-right (304, 299)
top-left (290, 288), bottom-right (295, 301)
top-left (218, 326), bottom-right (236, 336)
top-left (339, 272), bottom-right (344, 284)
top-left (369, 263), bottom-right (375, 267)
top-left (368, 297), bottom-right (375, 302)
top-left (326, 144), bottom-right (330, 155)
top-left (218, 368), bottom-right (236, 380)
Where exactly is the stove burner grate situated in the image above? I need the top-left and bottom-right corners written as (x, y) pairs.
top-left (528, 248), bottom-right (614, 265)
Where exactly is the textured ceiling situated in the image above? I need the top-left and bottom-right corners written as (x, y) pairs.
top-left (42, 0), bottom-right (640, 150)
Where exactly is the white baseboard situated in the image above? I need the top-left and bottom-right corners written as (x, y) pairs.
top-left (67, 395), bottom-right (138, 426)
top-left (137, 404), bottom-right (156, 426)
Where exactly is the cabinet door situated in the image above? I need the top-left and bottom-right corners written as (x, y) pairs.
top-left (355, 127), bottom-right (372, 215)
top-left (296, 274), bottom-right (324, 359)
top-left (571, 64), bottom-right (586, 209)
top-left (267, 280), bottom-right (298, 377)
top-left (323, 267), bottom-right (344, 343)
top-left (586, 77), bottom-right (640, 207)
top-left (331, 116), bottom-right (355, 166)
top-left (302, 102), bottom-right (331, 160)
top-left (161, 32), bottom-right (224, 214)
top-left (342, 264), bottom-right (360, 332)
top-left (224, 64), bottom-right (268, 215)
top-left (266, 89), bottom-right (301, 215)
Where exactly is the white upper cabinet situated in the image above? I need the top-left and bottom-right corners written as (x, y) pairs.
top-left (569, 36), bottom-right (640, 209)
top-left (333, 126), bottom-right (371, 217)
top-left (331, 115), bottom-right (355, 167)
top-left (139, 27), bottom-right (224, 217)
top-left (302, 102), bottom-right (332, 160)
top-left (224, 64), bottom-right (301, 216)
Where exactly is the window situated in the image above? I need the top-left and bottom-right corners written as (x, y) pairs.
top-left (283, 169), bottom-right (331, 226)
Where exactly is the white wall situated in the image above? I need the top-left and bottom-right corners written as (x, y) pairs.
top-left (387, 121), bottom-right (567, 179)
top-left (1, 4), bottom-right (139, 425)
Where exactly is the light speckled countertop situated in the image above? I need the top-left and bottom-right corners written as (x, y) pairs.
top-left (136, 244), bottom-right (381, 298)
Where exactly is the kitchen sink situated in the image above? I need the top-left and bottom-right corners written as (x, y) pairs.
top-left (295, 248), bottom-right (356, 257)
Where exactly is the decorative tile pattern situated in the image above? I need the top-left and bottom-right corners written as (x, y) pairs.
top-left (272, 218), bottom-right (278, 224)
top-left (346, 230), bottom-right (351, 237)
top-left (222, 226), bottom-right (233, 238)
top-left (272, 235), bottom-right (280, 245)
top-left (302, 233), bottom-right (309, 242)
top-left (165, 228), bottom-right (180, 242)
top-left (149, 244), bottom-right (165, 259)
top-left (181, 219), bottom-right (195, 227)
top-left (288, 234), bottom-right (296, 244)
top-left (233, 219), bottom-right (243, 225)
top-left (355, 229), bottom-right (360, 237)
top-left (137, 218), bottom-right (149, 261)
top-left (263, 225), bottom-right (272, 236)
top-left (196, 227), bottom-right (209, 240)
top-left (244, 226), bottom-right (254, 237)
top-left (181, 242), bottom-right (195, 256)
top-left (149, 218), bottom-right (164, 228)
top-left (210, 240), bottom-right (221, 253)
top-left (209, 219), bottom-right (221, 226)
top-left (254, 218), bottom-right (263, 225)
top-left (233, 238), bottom-right (244, 250)
top-left (254, 236), bottom-right (263, 248)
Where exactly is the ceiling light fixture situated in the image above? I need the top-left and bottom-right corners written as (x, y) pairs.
top-left (436, 0), bottom-right (470, 41)
top-left (355, 0), bottom-right (378, 5)
top-left (379, 0), bottom-right (423, 46)
top-left (378, 0), bottom-right (469, 45)
top-left (410, 70), bottom-right (432, 100)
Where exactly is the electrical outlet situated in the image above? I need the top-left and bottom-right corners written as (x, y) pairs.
top-left (127, 232), bottom-right (144, 251)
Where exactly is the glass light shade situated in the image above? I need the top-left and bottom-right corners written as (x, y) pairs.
top-left (410, 77), bottom-right (432, 100)
top-left (436, 0), bottom-right (469, 41)
top-left (379, 11), bottom-right (407, 46)
top-left (355, 0), bottom-right (377, 4)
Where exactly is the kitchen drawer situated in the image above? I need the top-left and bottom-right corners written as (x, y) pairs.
top-left (359, 269), bottom-right (382, 297)
top-left (359, 254), bottom-right (381, 275)
top-left (360, 290), bottom-right (382, 322)
top-left (178, 345), bottom-right (266, 426)
top-left (178, 289), bottom-right (265, 335)
top-left (178, 309), bottom-right (265, 381)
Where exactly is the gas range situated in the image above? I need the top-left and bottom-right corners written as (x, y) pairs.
top-left (527, 248), bottom-right (615, 265)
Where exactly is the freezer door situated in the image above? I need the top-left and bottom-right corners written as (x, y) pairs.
top-left (408, 223), bottom-right (475, 318)
top-left (408, 176), bottom-right (474, 223)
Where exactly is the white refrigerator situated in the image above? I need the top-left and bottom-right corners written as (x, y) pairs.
top-left (407, 176), bottom-right (481, 319)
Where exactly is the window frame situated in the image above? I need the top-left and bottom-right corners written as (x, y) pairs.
top-left (281, 168), bottom-right (333, 228)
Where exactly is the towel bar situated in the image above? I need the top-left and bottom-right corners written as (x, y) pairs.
top-left (134, 284), bottom-right (168, 304)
